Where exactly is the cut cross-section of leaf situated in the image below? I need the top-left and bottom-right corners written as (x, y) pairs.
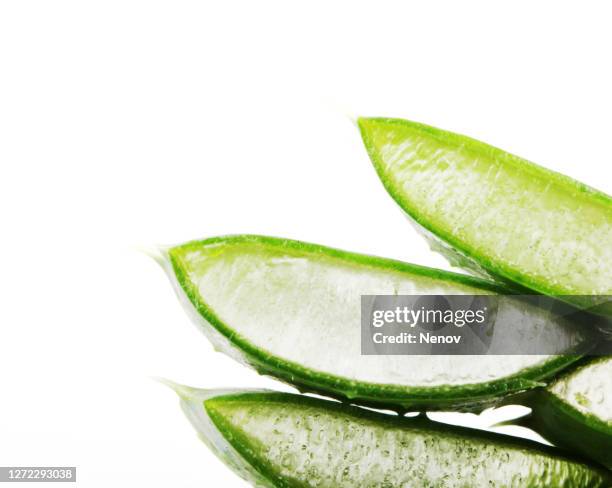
top-left (506, 355), bottom-right (612, 469)
top-left (160, 235), bottom-right (590, 411)
top-left (358, 117), bottom-right (612, 317)
top-left (171, 384), bottom-right (612, 487)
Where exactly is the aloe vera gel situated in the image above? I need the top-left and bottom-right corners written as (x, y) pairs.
top-left (358, 117), bottom-right (612, 314)
top-left (163, 235), bottom-right (587, 411)
top-left (509, 356), bottom-right (612, 470)
top-left (157, 116), bottom-right (611, 486)
top-left (173, 385), bottom-right (611, 488)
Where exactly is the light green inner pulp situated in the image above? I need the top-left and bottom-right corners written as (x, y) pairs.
top-left (174, 241), bottom-right (582, 387)
top-left (205, 395), bottom-right (603, 487)
top-left (361, 119), bottom-right (612, 295)
top-left (550, 357), bottom-right (612, 423)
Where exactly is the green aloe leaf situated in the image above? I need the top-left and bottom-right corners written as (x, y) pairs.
top-left (358, 117), bottom-right (612, 317)
top-left (169, 383), bottom-right (612, 487)
top-left (159, 234), bottom-right (589, 412)
top-left (505, 354), bottom-right (612, 470)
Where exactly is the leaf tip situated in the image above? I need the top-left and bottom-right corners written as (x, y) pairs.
top-left (135, 244), bottom-right (170, 268)
top-left (154, 377), bottom-right (198, 400)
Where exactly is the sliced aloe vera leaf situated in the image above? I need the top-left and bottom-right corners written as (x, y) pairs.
top-left (171, 384), bottom-right (612, 487)
top-left (161, 235), bottom-right (589, 411)
top-left (507, 355), bottom-right (612, 469)
top-left (358, 117), bottom-right (612, 316)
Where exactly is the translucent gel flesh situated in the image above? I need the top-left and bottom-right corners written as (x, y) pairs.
top-left (362, 119), bottom-right (612, 296)
top-left (175, 242), bottom-right (580, 388)
top-left (202, 394), bottom-right (607, 488)
top-left (550, 357), bottom-right (612, 423)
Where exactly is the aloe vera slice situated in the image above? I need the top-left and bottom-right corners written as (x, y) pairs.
top-left (160, 235), bottom-right (587, 411)
top-left (171, 384), bottom-right (612, 487)
top-left (507, 355), bottom-right (612, 469)
top-left (358, 117), bottom-right (612, 314)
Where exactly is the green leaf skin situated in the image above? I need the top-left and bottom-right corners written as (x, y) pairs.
top-left (358, 117), bottom-right (612, 317)
top-left (162, 235), bottom-right (588, 412)
top-left (509, 355), bottom-right (612, 470)
top-left (172, 385), bottom-right (612, 488)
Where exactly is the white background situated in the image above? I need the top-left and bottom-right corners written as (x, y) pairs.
top-left (1, 1), bottom-right (611, 486)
